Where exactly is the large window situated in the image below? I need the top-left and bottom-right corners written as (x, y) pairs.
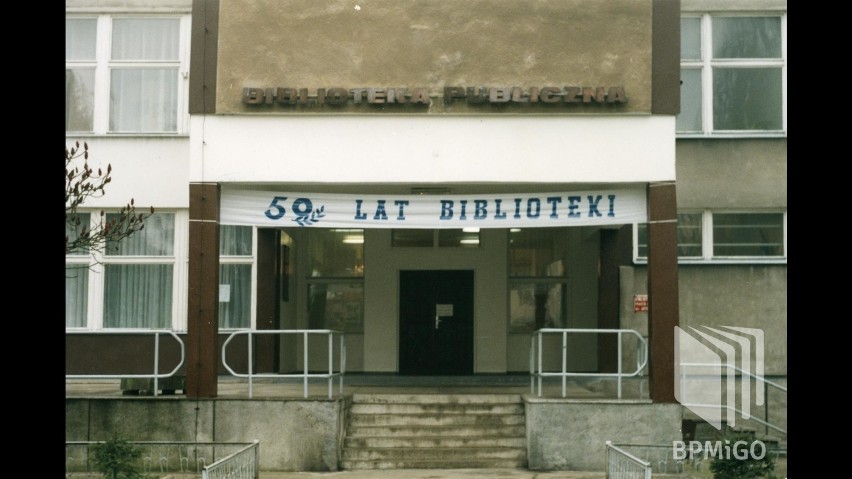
top-left (65, 211), bottom-right (187, 330)
top-left (635, 211), bottom-right (786, 262)
top-left (678, 14), bottom-right (786, 135)
top-left (508, 228), bottom-right (568, 332)
top-left (306, 229), bottom-right (365, 333)
top-left (66, 15), bottom-right (189, 134)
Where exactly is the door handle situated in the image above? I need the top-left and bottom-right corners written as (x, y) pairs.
top-left (435, 315), bottom-right (442, 330)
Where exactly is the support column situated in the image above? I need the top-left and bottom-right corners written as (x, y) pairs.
top-left (187, 182), bottom-right (220, 398)
top-left (647, 182), bottom-right (679, 403)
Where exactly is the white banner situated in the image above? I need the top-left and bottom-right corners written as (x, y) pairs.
top-left (220, 187), bottom-right (647, 229)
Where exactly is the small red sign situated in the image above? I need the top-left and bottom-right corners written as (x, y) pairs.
top-left (633, 294), bottom-right (648, 313)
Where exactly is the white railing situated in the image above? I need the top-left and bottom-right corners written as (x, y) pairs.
top-left (530, 328), bottom-right (648, 398)
top-left (222, 329), bottom-right (346, 399)
top-left (606, 441), bottom-right (652, 479)
top-left (202, 440), bottom-right (260, 479)
top-left (678, 361), bottom-right (787, 435)
top-left (65, 331), bottom-right (185, 397)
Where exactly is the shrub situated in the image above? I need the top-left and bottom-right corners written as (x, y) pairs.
top-left (709, 432), bottom-right (776, 479)
top-left (91, 437), bottom-right (145, 479)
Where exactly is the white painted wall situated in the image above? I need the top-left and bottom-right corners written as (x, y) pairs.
top-left (65, 137), bottom-right (190, 208)
top-left (190, 116), bottom-right (675, 184)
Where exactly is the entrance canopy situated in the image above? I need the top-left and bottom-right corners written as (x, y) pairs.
top-left (220, 187), bottom-right (647, 229)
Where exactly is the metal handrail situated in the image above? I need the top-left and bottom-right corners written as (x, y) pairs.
top-left (202, 440), bottom-right (260, 479)
top-left (606, 440), bottom-right (652, 479)
top-left (65, 331), bottom-right (185, 398)
top-left (530, 328), bottom-right (648, 398)
top-left (222, 329), bottom-right (346, 399)
top-left (679, 362), bottom-right (787, 436)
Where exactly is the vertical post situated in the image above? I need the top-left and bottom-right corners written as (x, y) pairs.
top-left (248, 331), bottom-right (253, 399)
top-left (154, 332), bottom-right (160, 397)
top-left (617, 331), bottom-right (623, 399)
top-left (303, 331), bottom-right (309, 398)
top-left (537, 332), bottom-right (543, 397)
top-left (530, 335), bottom-right (535, 395)
top-left (647, 182), bottom-right (679, 403)
top-left (340, 334), bottom-right (345, 395)
top-left (328, 332), bottom-right (333, 399)
top-left (561, 331), bottom-right (567, 398)
top-left (187, 182), bottom-right (220, 398)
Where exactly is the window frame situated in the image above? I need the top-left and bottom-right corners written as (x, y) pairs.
top-left (633, 210), bottom-right (787, 264)
top-left (507, 228), bottom-right (569, 333)
top-left (64, 209), bottom-right (189, 331)
top-left (218, 225), bottom-right (258, 331)
top-left (65, 13), bottom-right (191, 136)
top-left (677, 13), bottom-right (787, 138)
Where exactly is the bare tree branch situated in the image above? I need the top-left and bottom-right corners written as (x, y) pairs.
top-left (65, 141), bottom-right (154, 260)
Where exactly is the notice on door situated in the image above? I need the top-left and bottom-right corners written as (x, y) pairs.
top-left (436, 304), bottom-right (454, 317)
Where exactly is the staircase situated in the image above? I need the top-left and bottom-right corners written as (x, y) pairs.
top-left (341, 393), bottom-right (527, 469)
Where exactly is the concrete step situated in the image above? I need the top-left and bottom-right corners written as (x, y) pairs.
top-left (350, 403), bottom-right (524, 415)
top-left (342, 393), bottom-right (527, 470)
top-left (352, 393), bottom-right (523, 404)
top-left (349, 413), bottom-right (525, 427)
top-left (340, 458), bottom-right (527, 469)
top-left (344, 435), bottom-right (526, 449)
top-left (345, 424), bottom-right (527, 438)
top-left (342, 446), bottom-right (526, 461)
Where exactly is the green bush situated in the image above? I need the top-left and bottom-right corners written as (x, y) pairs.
top-left (708, 433), bottom-right (776, 479)
top-left (91, 437), bottom-right (145, 479)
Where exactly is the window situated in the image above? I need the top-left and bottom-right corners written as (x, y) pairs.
top-left (307, 229), bottom-right (364, 332)
top-left (65, 15), bottom-right (189, 134)
top-left (66, 213), bottom-right (92, 328)
top-left (508, 228), bottom-right (567, 332)
top-left (678, 14), bottom-right (786, 135)
top-left (103, 213), bottom-right (175, 328)
top-left (219, 226), bottom-right (255, 329)
top-left (635, 211), bottom-right (786, 262)
top-left (391, 228), bottom-right (481, 247)
top-left (65, 211), bottom-right (188, 330)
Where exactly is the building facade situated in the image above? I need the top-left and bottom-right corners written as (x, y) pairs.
top-left (66, 0), bottom-right (785, 428)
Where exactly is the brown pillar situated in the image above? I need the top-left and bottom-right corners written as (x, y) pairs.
top-left (647, 182), bottom-right (679, 403)
top-left (187, 182), bottom-right (220, 398)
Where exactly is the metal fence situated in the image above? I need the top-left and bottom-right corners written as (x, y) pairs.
top-left (65, 441), bottom-right (255, 475)
top-left (606, 441), bottom-right (652, 479)
top-left (530, 328), bottom-right (647, 398)
top-left (222, 329), bottom-right (346, 398)
top-left (65, 331), bottom-right (185, 397)
top-left (202, 440), bottom-right (260, 479)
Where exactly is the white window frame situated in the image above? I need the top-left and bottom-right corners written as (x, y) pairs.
top-left (218, 225), bottom-right (258, 331)
top-left (678, 13), bottom-right (787, 138)
top-left (65, 13), bottom-right (191, 136)
top-left (65, 209), bottom-right (189, 331)
top-left (633, 210), bottom-right (787, 265)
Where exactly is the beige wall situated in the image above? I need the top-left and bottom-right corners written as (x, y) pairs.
top-left (676, 139), bottom-right (787, 210)
top-left (215, 0), bottom-right (653, 114)
top-left (626, 265), bottom-right (787, 375)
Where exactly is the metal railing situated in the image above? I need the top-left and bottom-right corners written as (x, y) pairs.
top-left (678, 362), bottom-right (787, 435)
top-left (530, 328), bottom-right (647, 398)
top-left (202, 440), bottom-right (260, 479)
top-left (65, 331), bottom-right (185, 397)
top-left (65, 441), bottom-right (254, 474)
top-left (606, 441), bottom-right (652, 479)
top-left (222, 329), bottom-right (346, 399)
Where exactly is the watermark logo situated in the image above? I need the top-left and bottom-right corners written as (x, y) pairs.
top-left (674, 326), bottom-right (765, 430)
top-left (672, 439), bottom-right (767, 461)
